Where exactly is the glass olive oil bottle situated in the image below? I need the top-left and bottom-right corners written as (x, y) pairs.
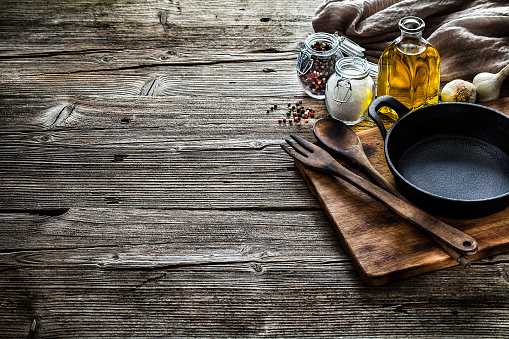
top-left (377, 16), bottom-right (440, 119)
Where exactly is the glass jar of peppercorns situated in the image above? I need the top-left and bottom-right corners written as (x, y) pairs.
top-left (296, 32), bottom-right (344, 99)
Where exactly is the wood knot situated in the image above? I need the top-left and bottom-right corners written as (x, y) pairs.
top-left (249, 263), bottom-right (264, 274)
top-left (141, 76), bottom-right (163, 96)
top-left (42, 102), bottom-right (76, 127)
top-left (100, 56), bottom-right (115, 63)
top-left (158, 10), bottom-right (169, 26)
top-left (34, 133), bottom-right (54, 143)
top-left (28, 316), bottom-right (39, 338)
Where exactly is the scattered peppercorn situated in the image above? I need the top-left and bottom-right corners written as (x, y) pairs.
top-left (266, 101), bottom-right (319, 126)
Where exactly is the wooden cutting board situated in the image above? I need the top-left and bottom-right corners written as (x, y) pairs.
top-left (297, 97), bottom-right (509, 286)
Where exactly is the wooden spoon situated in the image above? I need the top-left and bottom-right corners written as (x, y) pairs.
top-left (313, 117), bottom-right (397, 195)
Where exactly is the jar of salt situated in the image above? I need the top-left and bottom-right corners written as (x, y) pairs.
top-left (325, 57), bottom-right (374, 125)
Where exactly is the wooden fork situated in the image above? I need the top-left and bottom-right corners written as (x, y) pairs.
top-left (281, 134), bottom-right (477, 258)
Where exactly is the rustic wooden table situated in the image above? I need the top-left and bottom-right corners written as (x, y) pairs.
top-left (1, 0), bottom-right (508, 337)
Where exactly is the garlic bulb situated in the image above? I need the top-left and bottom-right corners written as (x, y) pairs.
top-left (473, 63), bottom-right (509, 103)
top-left (441, 79), bottom-right (476, 103)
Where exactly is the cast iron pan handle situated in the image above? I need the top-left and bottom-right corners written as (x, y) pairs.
top-left (368, 96), bottom-right (411, 139)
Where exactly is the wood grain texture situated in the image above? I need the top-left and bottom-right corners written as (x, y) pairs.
top-left (0, 95), bottom-right (368, 211)
top-left (1, 209), bottom-right (508, 338)
top-left (1, 0), bottom-right (508, 337)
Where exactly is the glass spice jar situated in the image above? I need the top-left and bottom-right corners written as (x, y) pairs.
top-left (325, 57), bottom-right (375, 125)
top-left (297, 32), bottom-right (372, 99)
top-left (296, 32), bottom-right (344, 99)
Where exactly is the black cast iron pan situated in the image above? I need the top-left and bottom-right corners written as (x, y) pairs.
top-left (368, 95), bottom-right (509, 218)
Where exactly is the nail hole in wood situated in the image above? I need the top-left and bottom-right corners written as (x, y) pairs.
top-left (113, 154), bottom-right (128, 162)
top-left (105, 197), bottom-right (120, 204)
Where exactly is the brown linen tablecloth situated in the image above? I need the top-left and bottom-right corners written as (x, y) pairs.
top-left (312, 0), bottom-right (509, 81)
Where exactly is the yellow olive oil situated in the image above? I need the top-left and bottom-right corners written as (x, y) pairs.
top-left (377, 17), bottom-right (440, 119)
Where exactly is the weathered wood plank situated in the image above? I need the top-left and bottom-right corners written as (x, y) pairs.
top-left (0, 0), bottom-right (317, 55)
top-left (1, 264), bottom-right (508, 338)
top-left (0, 209), bottom-right (508, 338)
top-left (0, 49), bottom-right (298, 75)
top-left (0, 136), bottom-right (324, 210)
top-left (0, 94), bottom-right (375, 211)
top-left (0, 208), bottom-right (343, 259)
top-left (0, 95), bottom-right (333, 130)
top-left (0, 0), bottom-right (323, 108)
top-left (0, 63), bottom-right (302, 97)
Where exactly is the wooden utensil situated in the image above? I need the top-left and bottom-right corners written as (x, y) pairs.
top-left (313, 117), bottom-right (470, 267)
top-left (281, 134), bottom-right (478, 256)
top-left (313, 117), bottom-right (397, 195)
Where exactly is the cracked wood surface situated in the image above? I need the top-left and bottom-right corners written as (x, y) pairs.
top-left (1, 0), bottom-right (509, 338)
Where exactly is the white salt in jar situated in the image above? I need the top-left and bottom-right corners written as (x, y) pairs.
top-left (325, 57), bottom-right (375, 125)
